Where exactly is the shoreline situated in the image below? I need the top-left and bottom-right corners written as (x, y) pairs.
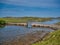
top-left (1, 31), bottom-right (49, 45)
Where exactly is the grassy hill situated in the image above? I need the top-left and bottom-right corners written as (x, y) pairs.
top-left (0, 17), bottom-right (52, 23)
top-left (32, 30), bottom-right (60, 45)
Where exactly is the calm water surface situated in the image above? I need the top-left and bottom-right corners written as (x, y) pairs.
top-left (0, 25), bottom-right (54, 43)
top-left (32, 19), bottom-right (60, 24)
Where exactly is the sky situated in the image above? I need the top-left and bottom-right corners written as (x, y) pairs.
top-left (0, 0), bottom-right (60, 17)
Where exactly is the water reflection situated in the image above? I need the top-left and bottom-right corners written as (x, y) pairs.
top-left (0, 25), bottom-right (5, 28)
top-left (32, 19), bottom-right (60, 24)
top-left (0, 25), bottom-right (54, 43)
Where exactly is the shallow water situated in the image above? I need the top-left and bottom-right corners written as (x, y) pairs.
top-left (32, 19), bottom-right (60, 24)
top-left (0, 25), bottom-right (54, 43)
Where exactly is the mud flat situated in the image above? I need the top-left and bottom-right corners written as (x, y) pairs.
top-left (1, 31), bottom-right (49, 45)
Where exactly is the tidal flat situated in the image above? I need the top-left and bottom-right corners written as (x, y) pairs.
top-left (0, 31), bottom-right (49, 45)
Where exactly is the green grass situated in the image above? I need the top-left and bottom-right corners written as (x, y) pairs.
top-left (55, 22), bottom-right (60, 25)
top-left (0, 20), bottom-right (6, 25)
top-left (0, 17), bottom-right (52, 23)
top-left (32, 30), bottom-right (60, 45)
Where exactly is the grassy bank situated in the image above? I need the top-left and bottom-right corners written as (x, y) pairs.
top-left (0, 20), bottom-right (6, 25)
top-left (0, 17), bottom-right (52, 23)
top-left (32, 30), bottom-right (60, 45)
top-left (55, 22), bottom-right (60, 25)
top-left (0, 20), bottom-right (6, 28)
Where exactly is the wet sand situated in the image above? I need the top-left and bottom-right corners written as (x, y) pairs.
top-left (0, 31), bottom-right (49, 45)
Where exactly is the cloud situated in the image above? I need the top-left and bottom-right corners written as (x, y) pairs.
top-left (0, 0), bottom-right (60, 8)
